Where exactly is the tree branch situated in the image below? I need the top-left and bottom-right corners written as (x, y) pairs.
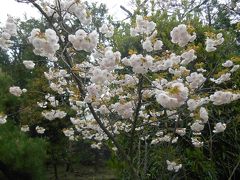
top-left (120, 5), bottom-right (133, 17)
top-left (129, 75), bottom-right (144, 160)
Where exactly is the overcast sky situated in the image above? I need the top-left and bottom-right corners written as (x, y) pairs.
top-left (0, 0), bottom-right (131, 23)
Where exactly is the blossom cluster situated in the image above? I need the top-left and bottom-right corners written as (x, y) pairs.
top-left (99, 23), bottom-right (114, 37)
top-left (62, 0), bottom-right (92, 25)
top-left (9, 86), bottom-right (27, 97)
top-left (44, 68), bottom-right (70, 94)
top-left (170, 24), bottom-right (196, 47)
top-left (23, 60), bottom-right (35, 70)
top-left (68, 29), bottom-right (98, 52)
top-left (122, 54), bottom-right (153, 74)
top-left (142, 30), bottom-right (163, 52)
top-left (28, 28), bottom-right (59, 61)
top-left (39, 0), bottom-right (92, 25)
top-left (155, 82), bottom-right (189, 109)
top-left (41, 109), bottom-right (66, 121)
top-left (0, 16), bottom-right (17, 50)
top-left (130, 15), bottom-right (156, 36)
top-left (205, 33), bottom-right (224, 52)
top-left (166, 160), bottom-right (182, 172)
top-left (210, 91), bottom-right (240, 105)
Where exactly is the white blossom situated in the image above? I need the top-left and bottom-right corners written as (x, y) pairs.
top-left (62, 0), bottom-right (92, 25)
top-left (166, 160), bottom-right (182, 172)
top-left (130, 15), bottom-right (156, 36)
top-left (156, 82), bottom-right (189, 109)
top-left (112, 101), bottom-right (134, 119)
top-left (205, 33), bottom-right (224, 52)
top-left (37, 101), bottom-right (47, 108)
top-left (213, 122), bottom-right (226, 133)
top-left (170, 24), bottom-right (196, 47)
top-left (21, 125), bottom-right (30, 132)
top-left (186, 72), bottom-right (206, 89)
top-left (176, 128), bottom-right (186, 136)
top-left (142, 38), bottom-right (153, 52)
top-left (0, 16), bottom-right (17, 49)
top-left (191, 137), bottom-right (203, 147)
top-left (99, 105), bottom-right (110, 114)
top-left (199, 107), bottom-right (208, 123)
top-left (180, 49), bottom-right (197, 65)
top-left (0, 114), bottom-right (7, 124)
top-left (230, 65), bottom-right (240, 73)
top-left (70, 117), bottom-right (81, 125)
top-left (210, 91), bottom-right (240, 105)
top-left (42, 109), bottom-right (67, 121)
top-left (222, 60), bottom-right (233, 67)
top-left (9, 86), bottom-right (23, 97)
top-left (28, 28), bottom-right (59, 60)
top-left (210, 73), bottom-right (231, 84)
top-left (63, 128), bottom-right (74, 137)
top-left (23, 60), bottom-right (35, 69)
top-left (68, 29), bottom-right (98, 52)
top-left (99, 47), bottom-right (121, 71)
top-left (190, 120), bottom-right (204, 132)
top-left (151, 53), bottom-right (181, 72)
top-left (36, 126), bottom-right (45, 134)
top-left (123, 54), bottom-right (153, 74)
top-left (187, 98), bottom-right (209, 111)
top-left (91, 142), bottom-right (102, 149)
top-left (90, 67), bottom-right (110, 84)
top-left (99, 23), bottom-right (114, 37)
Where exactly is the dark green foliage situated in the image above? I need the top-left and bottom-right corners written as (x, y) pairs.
top-left (183, 149), bottom-right (217, 180)
top-left (0, 122), bottom-right (48, 180)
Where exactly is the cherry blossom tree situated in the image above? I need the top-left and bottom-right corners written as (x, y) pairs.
top-left (0, 0), bottom-right (239, 178)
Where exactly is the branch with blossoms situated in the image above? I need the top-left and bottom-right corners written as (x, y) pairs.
top-left (0, 0), bottom-right (240, 178)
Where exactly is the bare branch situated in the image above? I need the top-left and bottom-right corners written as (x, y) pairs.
top-left (120, 5), bottom-right (133, 17)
